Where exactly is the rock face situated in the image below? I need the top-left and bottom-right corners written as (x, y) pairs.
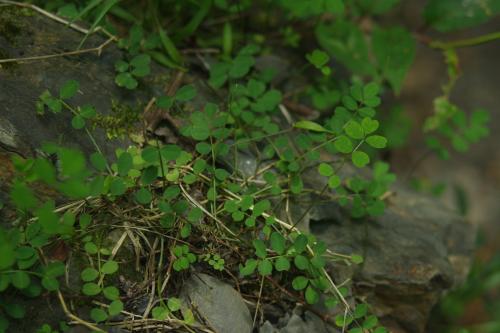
top-left (0, 6), bottom-right (141, 160)
top-left (180, 273), bottom-right (253, 333)
top-left (309, 186), bottom-right (475, 333)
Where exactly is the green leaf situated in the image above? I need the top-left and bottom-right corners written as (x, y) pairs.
top-left (85, 242), bottom-right (98, 254)
top-left (90, 307), bottom-right (108, 323)
top-left (0, 314), bottom-right (8, 331)
top-left (191, 126), bottom-right (210, 141)
top-left (253, 89), bottom-right (282, 112)
top-left (130, 54), bottom-right (151, 77)
top-left (334, 135), bottom-right (353, 153)
top-left (35, 201), bottom-right (59, 234)
top-left (90, 152), bottom-right (107, 171)
top-left (167, 297), bottom-right (182, 312)
top-left (424, 0), bottom-right (499, 32)
top-left (81, 268), bottom-right (99, 282)
top-left (115, 72), bottom-right (138, 89)
top-left (110, 178), bottom-right (126, 196)
top-left (294, 120), bottom-right (328, 133)
top-left (253, 239), bottom-right (267, 259)
top-left (363, 315), bottom-right (378, 329)
top-left (345, 120), bottom-right (364, 139)
top-left (80, 105), bottom-right (97, 119)
top-left (11, 271), bottom-right (30, 289)
top-left (157, 96), bottom-right (174, 109)
top-left (135, 188), bottom-right (153, 204)
top-left (101, 260), bottom-right (118, 275)
top-left (158, 24), bottom-right (182, 64)
top-left (275, 257), bottom-right (291, 271)
top-left (214, 168), bottom-right (230, 181)
top-left (292, 276), bottom-right (309, 290)
top-left (253, 200), bottom-right (271, 216)
top-left (108, 300), bottom-right (124, 316)
top-left (141, 165), bottom-right (158, 185)
top-left (354, 303), bottom-right (368, 319)
top-left (229, 54), bottom-right (255, 78)
top-left (366, 135), bottom-right (387, 148)
top-left (305, 285), bottom-right (319, 304)
top-left (351, 254), bottom-right (364, 264)
top-left (4, 303), bottom-right (25, 319)
top-left (246, 79), bottom-right (266, 98)
top-left (103, 286), bottom-right (120, 300)
top-left (117, 152), bottom-right (133, 176)
top-left (324, 0), bottom-right (345, 14)
top-left (71, 115), bottom-right (85, 129)
top-left (328, 175), bottom-right (341, 188)
top-left (195, 142), bottom-right (211, 155)
top-left (318, 163), bottom-right (334, 177)
top-left (16, 246), bottom-right (36, 260)
top-left (352, 151), bottom-right (370, 168)
top-left (270, 232), bottom-right (286, 255)
top-left (59, 80), bottom-right (79, 99)
top-left (294, 235), bottom-right (308, 253)
top-left (114, 60), bottom-right (129, 72)
top-left (187, 207), bottom-right (203, 223)
top-left (78, 0), bottom-right (119, 49)
top-left (161, 144), bottom-right (182, 161)
top-left (175, 85), bottom-right (197, 102)
top-left (335, 314), bottom-right (353, 327)
top-left (356, 0), bottom-right (399, 14)
top-left (10, 180), bottom-right (37, 211)
top-left (58, 148), bottom-right (87, 177)
top-left (240, 259), bottom-right (258, 276)
top-left (82, 282), bottom-right (101, 296)
top-left (316, 21), bottom-right (375, 76)
top-left (152, 306), bottom-right (169, 320)
top-left (306, 49), bottom-right (330, 69)
top-left (361, 117), bottom-right (379, 134)
top-left (373, 27), bottom-right (415, 94)
top-left (258, 259), bottom-right (273, 276)
top-left (41, 276), bottom-right (59, 291)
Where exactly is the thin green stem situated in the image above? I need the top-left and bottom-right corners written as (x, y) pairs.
top-left (61, 100), bottom-right (112, 174)
top-left (430, 31), bottom-right (500, 49)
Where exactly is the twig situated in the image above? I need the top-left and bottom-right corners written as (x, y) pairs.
top-left (57, 291), bottom-right (106, 333)
top-left (0, 0), bottom-right (117, 39)
top-left (0, 37), bottom-right (115, 64)
top-left (252, 275), bottom-right (265, 328)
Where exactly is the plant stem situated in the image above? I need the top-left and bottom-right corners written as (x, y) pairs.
top-left (430, 31), bottom-right (500, 50)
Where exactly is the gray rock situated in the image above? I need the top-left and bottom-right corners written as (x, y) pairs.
top-left (281, 312), bottom-right (330, 333)
top-left (180, 273), bottom-right (253, 333)
top-left (0, 6), bottom-right (170, 160)
top-left (260, 321), bottom-right (279, 333)
top-left (309, 186), bottom-right (475, 333)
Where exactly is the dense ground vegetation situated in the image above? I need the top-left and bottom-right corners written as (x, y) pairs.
top-left (0, 0), bottom-right (499, 332)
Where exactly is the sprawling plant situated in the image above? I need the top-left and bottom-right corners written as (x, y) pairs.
top-left (0, 0), bottom-right (497, 332)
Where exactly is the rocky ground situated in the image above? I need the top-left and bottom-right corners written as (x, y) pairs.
top-left (0, 5), bottom-right (487, 333)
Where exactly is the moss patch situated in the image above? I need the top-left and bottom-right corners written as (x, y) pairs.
top-left (92, 100), bottom-right (143, 139)
top-left (0, 6), bottom-right (32, 45)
